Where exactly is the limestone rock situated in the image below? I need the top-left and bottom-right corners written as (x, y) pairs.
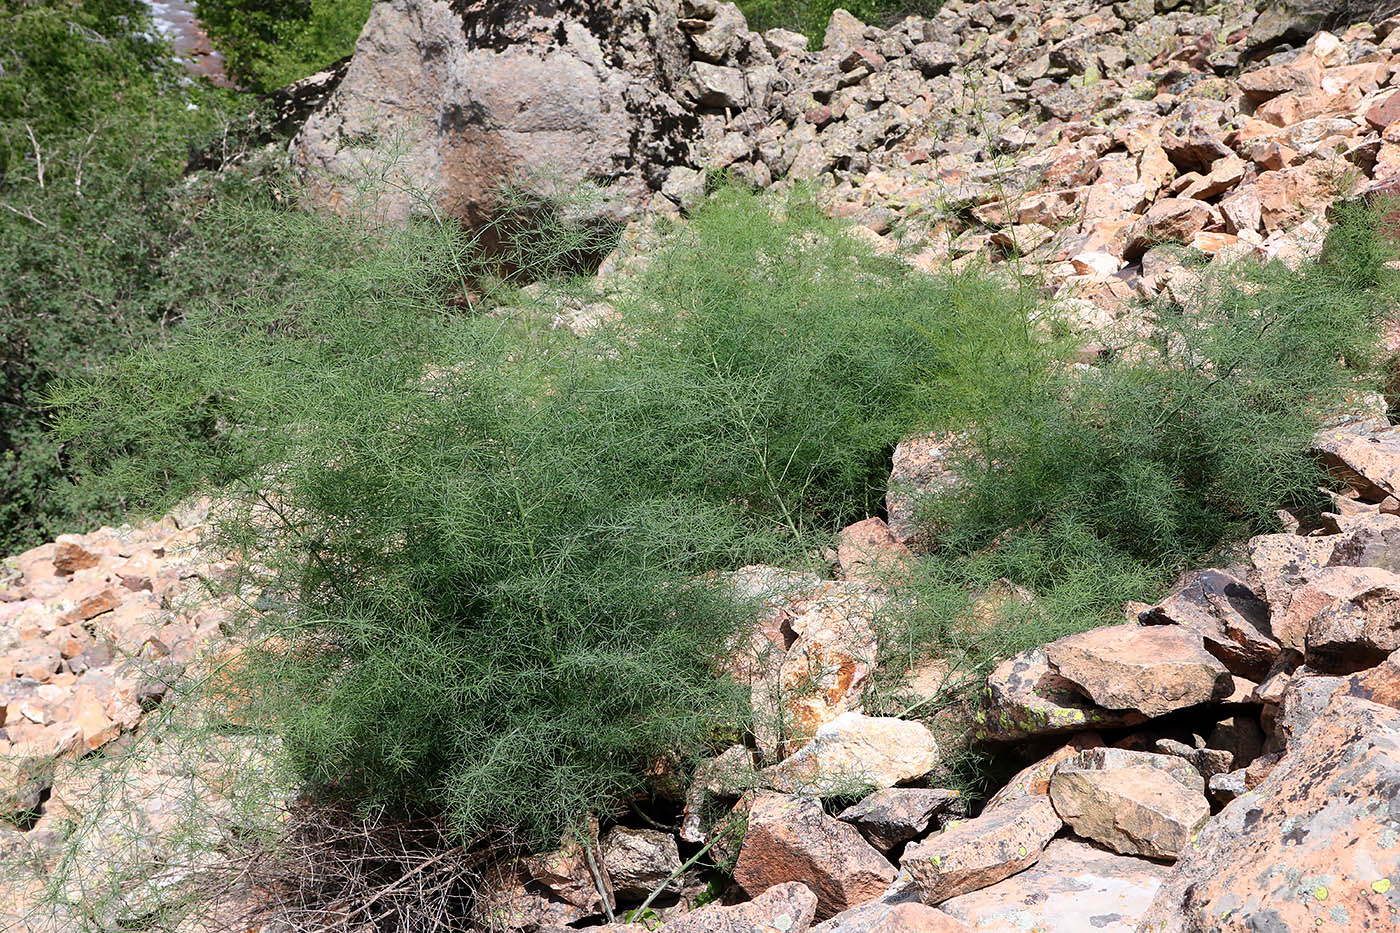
top-left (884, 433), bottom-right (965, 548)
top-left (837, 787), bottom-right (964, 851)
top-left (1048, 748), bottom-right (1209, 860)
top-left (1314, 426), bottom-right (1400, 501)
top-left (937, 838), bottom-right (1167, 933)
top-left (1140, 695), bottom-right (1400, 931)
top-left (734, 792), bottom-right (896, 920)
top-left (766, 713), bottom-right (939, 796)
top-left (1043, 624), bottom-right (1234, 718)
top-left (901, 796), bottom-right (1061, 905)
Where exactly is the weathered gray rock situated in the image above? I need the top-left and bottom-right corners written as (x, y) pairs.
top-left (937, 838), bottom-right (1167, 933)
top-left (837, 787), bottom-right (964, 851)
top-left (603, 826), bottom-right (683, 901)
top-left (296, 0), bottom-right (698, 226)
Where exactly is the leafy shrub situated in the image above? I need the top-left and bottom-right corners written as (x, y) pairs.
top-left (197, 0), bottom-right (373, 92)
top-left (0, 0), bottom-right (293, 553)
top-left (737, 0), bottom-right (944, 42)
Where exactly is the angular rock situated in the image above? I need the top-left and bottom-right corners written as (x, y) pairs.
top-left (1048, 747), bottom-right (1209, 861)
top-left (1137, 569), bottom-right (1280, 681)
top-left (1043, 624), bottom-right (1235, 718)
top-left (1273, 668), bottom-right (1346, 749)
top-left (983, 732), bottom-right (1103, 811)
top-left (296, 0), bottom-right (697, 226)
top-left (979, 647), bottom-right (1148, 742)
top-left (836, 518), bottom-right (912, 586)
top-left (1336, 648), bottom-right (1400, 709)
top-left (837, 787), bottom-right (964, 852)
top-left (691, 62), bottom-right (748, 109)
top-left (809, 900), bottom-right (971, 933)
top-left (1272, 564), bottom-right (1400, 657)
top-left (766, 713), bottom-right (939, 796)
top-left (660, 881), bottom-right (818, 933)
top-left (1314, 425), bottom-right (1400, 500)
top-left (734, 792), bottom-right (895, 921)
top-left (603, 827), bottom-right (683, 901)
top-left (1326, 511), bottom-right (1400, 572)
top-left (901, 796), bottom-right (1061, 905)
top-left (1126, 198), bottom-right (1213, 259)
top-left (774, 583), bottom-right (883, 753)
top-left (884, 433), bottom-right (965, 548)
top-left (937, 838), bottom-right (1167, 933)
top-left (1140, 695), bottom-right (1400, 931)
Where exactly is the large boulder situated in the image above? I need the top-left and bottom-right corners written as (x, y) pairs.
top-left (1140, 695), bottom-right (1400, 930)
top-left (295, 0), bottom-right (706, 227)
top-left (660, 881), bottom-right (818, 933)
top-left (765, 713), bottom-right (939, 796)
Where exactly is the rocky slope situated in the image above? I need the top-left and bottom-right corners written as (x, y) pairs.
top-left (10, 1), bottom-right (1400, 931)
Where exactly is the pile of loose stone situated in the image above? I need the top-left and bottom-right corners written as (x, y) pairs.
top-left (450, 398), bottom-right (1400, 933)
top-left (668, 0), bottom-right (1400, 311)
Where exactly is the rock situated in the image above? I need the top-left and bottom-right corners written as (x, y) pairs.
top-left (1314, 425), bottom-right (1400, 500)
top-left (603, 827), bottom-right (683, 901)
top-left (1325, 511), bottom-right (1400, 571)
top-left (983, 732), bottom-right (1103, 811)
top-left (0, 751), bottom-right (54, 821)
top-left (1239, 60), bottom-right (1324, 104)
top-left (764, 29), bottom-right (808, 59)
top-left (296, 0), bottom-right (696, 227)
top-left (1255, 166), bottom-right (1337, 234)
top-left (1137, 569), bottom-right (1280, 681)
top-left (687, 2), bottom-right (749, 64)
top-left (691, 62), bottom-right (748, 109)
top-left (823, 10), bottom-right (867, 52)
top-left (1042, 624), bottom-right (1235, 718)
top-left (524, 820), bottom-right (614, 913)
top-left (1048, 748), bottom-right (1209, 860)
top-left (1336, 648), bottom-right (1400, 708)
top-left (835, 518), bottom-right (912, 586)
top-left (661, 881), bottom-right (818, 933)
top-left (884, 433), bottom-right (965, 548)
top-left (52, 537), bottom-right (100, 575)
top-left (734, 792), bottom-right (896, 921)
top-left (1272, 668), bottom-right (1345, 750)
top-left (937, 838), bottom-right (1168, 932)
top-left (773, 583), bottom-right (883, 753)
top-left (766, 713), bottom-right (939, 796)
top-left (681, 744), bottom-right (756, 844)
top-left (910, 42), bottom-right (956, 77)
top-left (809, 901), bottom-right (972, 933)
top-left (1126, 198), bottom-right (1213, 259)
top-left (979, 647), bottom-right (1148, 741)
top-left (1140, 695), bottom-right (1400, 931)
top-left (662, 166), bottom-right (707, 209)
top-left (1304, 574), bottom-right (1400, 673)
top-left (901, 796), bottom-right (1062, 905)
top-left (1271, 564), bottom-right (1400, 658)
top-left (837, 788), bottom-right (964, 851)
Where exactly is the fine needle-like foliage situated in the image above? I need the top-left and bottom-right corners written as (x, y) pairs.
top-left (890, 198), bottom-right (1400, 683)
top-left (50, 182), bottom-right (1031, 842)
top-left (50, 176), bottom-right (1399, 846)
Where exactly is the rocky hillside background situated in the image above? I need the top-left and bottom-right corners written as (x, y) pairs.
top-left (7, 1), bottom-right (1400, 932)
